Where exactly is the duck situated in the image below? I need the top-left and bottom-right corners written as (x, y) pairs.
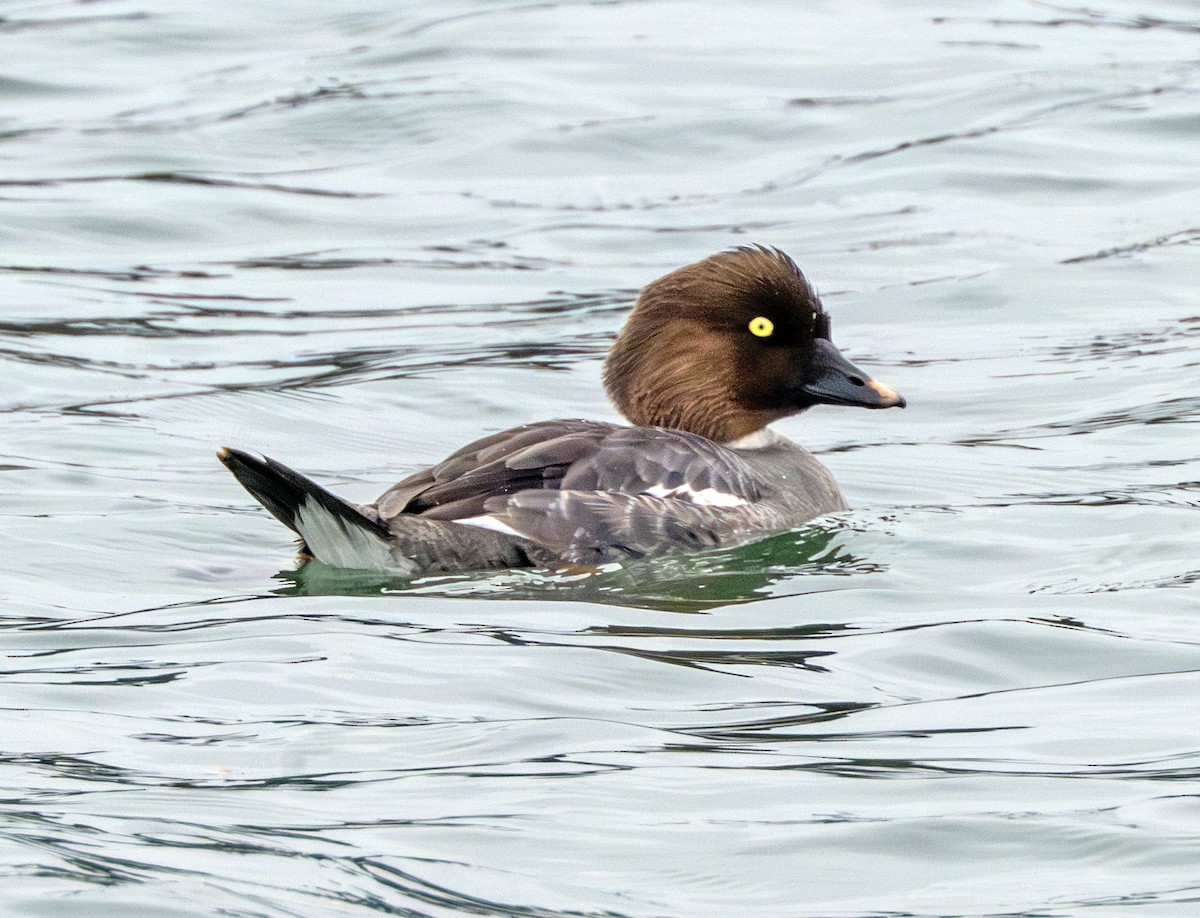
top-left (218, 245), bottom-right (904, 575)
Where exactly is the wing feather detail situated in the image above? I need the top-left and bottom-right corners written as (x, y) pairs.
top-left (371, 420), bottom-right (763, 523)
top-left (365, 420), bottom-right (840, 562)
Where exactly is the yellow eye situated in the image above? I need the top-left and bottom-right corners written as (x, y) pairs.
top-left (748, 316), bottom-right (774, 338)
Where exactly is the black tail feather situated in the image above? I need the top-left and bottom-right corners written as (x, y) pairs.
top-left (219, 446), bottom-right (555, 574)
top-left (217, 447), bottom-right (389, 539)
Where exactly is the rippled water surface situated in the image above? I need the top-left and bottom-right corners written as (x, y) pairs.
top-left (3, 1), bottom-right (1200, 915)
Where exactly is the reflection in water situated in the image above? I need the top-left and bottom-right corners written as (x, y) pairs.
top-left (274, 521), bottom-right (879, 611)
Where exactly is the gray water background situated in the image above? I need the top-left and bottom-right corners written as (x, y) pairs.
top-left (2, 1), bottom-right (1199, 915)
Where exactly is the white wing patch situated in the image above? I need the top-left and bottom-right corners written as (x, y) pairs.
top-left (454, 514), bottom-right (524, 539)
top-left (294, 497), bottom-right (417, 575)
top-left (643, 484), bottom-right (748, 508)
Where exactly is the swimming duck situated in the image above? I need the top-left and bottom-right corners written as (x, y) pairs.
top-left (219, 245), bottom-right (904, 575)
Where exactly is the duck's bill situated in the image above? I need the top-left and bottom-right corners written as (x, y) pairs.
top-left (799, 339), bottom-right (906, 410)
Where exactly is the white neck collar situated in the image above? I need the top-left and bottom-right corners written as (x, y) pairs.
top-left (723, 428), bottom-right (781, 450)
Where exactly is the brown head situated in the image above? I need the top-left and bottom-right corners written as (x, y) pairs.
top-left (603, 245), bottom-right (904, 442)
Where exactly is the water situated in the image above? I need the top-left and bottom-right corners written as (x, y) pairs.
top-left (3, 0), bottom-right (1199, 914)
